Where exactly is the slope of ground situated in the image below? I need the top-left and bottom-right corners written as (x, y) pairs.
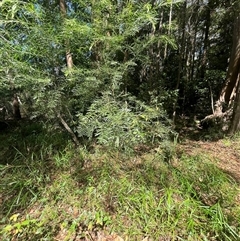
top-left (1, 125), bottom-right (240, 240)
top-left (180, 138), bottom-right (240, 183)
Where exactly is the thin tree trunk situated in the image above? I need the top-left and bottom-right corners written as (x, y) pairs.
top-left (13, 95), bottom-right (21, 120)
top-left (58, 113), bottom-right (80, 146)
top-left (164, 0), bottom-right (173, 60)
top-left (58, 0), bottom-right (78, 145)
top-left (173, 0), bottom-right (187, 125)
top-left (60, 0), bottom-right (73, 68)
top-left (189, 19), bottom-right (197, 84)
top-left (198, 0), bottom-right (212, 82)
top-left (157, 10), bottom-right (164, 72)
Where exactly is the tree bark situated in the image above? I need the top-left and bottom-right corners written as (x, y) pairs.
top-left (60, 0), bottom-right (73, 68)
top-left (198, 0), bottom-right (212, 82)
top-left (173, 0), bottom-right (187, 125)
top-left (228, 5), bottom-right (240, 134)
top-left (58, 112), bottom-right (80, 146)
top-left (164, 0), bottom-right (173, 60)
top-left (57, 0), bottom-right (79, 145)
top-left (13, 95), bottom-right (21, 120)
top-left (229, 71), bottom-right (240, 134)
top-left (201, 8), bottom-right (240, 129)
top-left (215, 12), bottom-right (240, 114)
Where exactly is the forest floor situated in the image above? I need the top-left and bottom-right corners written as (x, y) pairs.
top-left (1, 123), bottom-right (240, 240)
top-left (179, 135), bottom-right (240, 208)
top-left (180, 138), bottom-right (240, 183)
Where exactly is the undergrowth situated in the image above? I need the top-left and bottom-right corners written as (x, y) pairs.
top-left (0, 122), bottom-right (239, 240)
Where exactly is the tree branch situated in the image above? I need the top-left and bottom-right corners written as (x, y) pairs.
top-left (57, 112), bottom-right (80, 146)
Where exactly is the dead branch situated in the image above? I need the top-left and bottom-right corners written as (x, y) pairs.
top-left (57, 112), bottom-right (80, 146)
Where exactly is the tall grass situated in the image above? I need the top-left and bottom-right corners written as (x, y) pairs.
top-left (0, 123), bottom-right (239, 240)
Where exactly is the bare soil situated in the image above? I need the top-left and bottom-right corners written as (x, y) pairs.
top-left (180, 139), bottom-right (240, 183)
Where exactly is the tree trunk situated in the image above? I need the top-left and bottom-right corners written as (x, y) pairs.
top-left (229, 71), bottom-right (240, 134)
top-left (228, 3), bottom-right (240, 134)
top-left (164, 0), bottom-right (173, 60)
top-left (198, 0), bottom-right (212, 82)
top-left (13, 95), bottom-right (21, 120)
top-left (201, 9), bottom-right (240, 129)
top-left (58, 0), bottom-right (79, 145)
top-left (58, 112), bottom-right (80, 146)
top-left (215, 12), bottom-right (240, 114)
top-left (173, 0), bottom-right (187, 125)
top-left (60, 0), bottom-right (73, 68)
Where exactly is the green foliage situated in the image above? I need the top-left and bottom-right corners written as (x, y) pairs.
top-left (1, 0), bottom-right (240, 240)
top-left (1, 215), bottom-right (40, 240)
top-left (0, 122), bottom-right (69, 218)
top-left (0, 121), bottom-right (239, 240)
top-left (1, 145), bottom-right (239, 240)
top-left (77, 92), bottom-right (173, 152)
top-left (0, 0), bottom-right (178, 130)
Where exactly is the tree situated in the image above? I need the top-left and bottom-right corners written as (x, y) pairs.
top-left (201, 1), bottom-right (240, 132)
top-left (0, 0), bottom-right (176, 147)
top-left (216, 9), bottom-right (240, 115)
top-left (228, 11), bottom-right (240, 134)
top-left (60, 0), bottom-right (73, 69)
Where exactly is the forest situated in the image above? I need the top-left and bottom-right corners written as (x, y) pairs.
top-left (0, 0), bottom-right (240, 240)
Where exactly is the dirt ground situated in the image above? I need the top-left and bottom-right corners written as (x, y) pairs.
top-left (180, 138), bottom-right (240, 183)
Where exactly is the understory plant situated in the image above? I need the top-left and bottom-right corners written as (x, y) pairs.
top-left (77, 92), bottom-right (174, 153)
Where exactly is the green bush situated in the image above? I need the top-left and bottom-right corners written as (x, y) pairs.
top-left (77, 92), bottom-right (174, 152)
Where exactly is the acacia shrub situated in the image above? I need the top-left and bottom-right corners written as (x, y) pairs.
top-left (77, 92), bottom-right (173, 152)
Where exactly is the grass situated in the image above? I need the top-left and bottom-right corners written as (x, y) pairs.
top-left (0, 122), bottom-right (240, 240)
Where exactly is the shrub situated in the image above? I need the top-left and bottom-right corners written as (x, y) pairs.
top-left (77, 92), bottom-right (174, 153)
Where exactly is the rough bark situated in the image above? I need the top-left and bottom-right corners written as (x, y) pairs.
top-left (215, 12), bottom-right (240, 114)
top-left (201, 10), bottom-right (240, 129)
top-left (228, 8), bottom-right (240, 134)
top-left (229, 71), bottom-right (240, 134)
